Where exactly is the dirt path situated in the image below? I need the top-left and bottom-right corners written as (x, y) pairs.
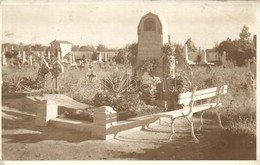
top-left (2, 97), bottom-right (256, 160)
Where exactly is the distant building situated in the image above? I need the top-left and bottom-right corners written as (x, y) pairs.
top-left (50, 40), bottom-right (72, 61)
top-left (187, 51), bottom-right (199, 62)
top-left (96, 51), bottom-right (118, 62)
top-left (66, 50), bottom-right (118, 64)
top-left (71, 51), bottom-right (94, 61)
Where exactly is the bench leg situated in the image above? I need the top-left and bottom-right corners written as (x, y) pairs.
top-left (214, 109), bottom-right (224, 129)
top-left (198, 111), bottom-right (205, 131)
top-left (169, 118), bottom-right (176, 141)
top-left (185, 116), bottom-right (199, 143)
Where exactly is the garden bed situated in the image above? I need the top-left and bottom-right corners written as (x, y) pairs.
top-left (62, 104), bottom-right (164, 122)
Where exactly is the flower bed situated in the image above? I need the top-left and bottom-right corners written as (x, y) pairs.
top-left (63, 109), bottom-right (94, 122)
top-left (62, 104), bottom-right (163, 122)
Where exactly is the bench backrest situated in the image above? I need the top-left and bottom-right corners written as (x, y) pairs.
top-left (178, 85), bottom-right (228, 105)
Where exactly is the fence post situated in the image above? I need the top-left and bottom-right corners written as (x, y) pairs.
top-left (91, 106), bottom-right (117, 140)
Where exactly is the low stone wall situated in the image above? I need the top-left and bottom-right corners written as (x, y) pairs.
top-left (49, 117), bottom-right (93, 134)
top-left (35, 101), bottom-right (158, 140)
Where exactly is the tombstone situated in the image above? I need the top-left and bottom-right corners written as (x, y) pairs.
top-left (2, 47), bottom-right (7, 66)
top-left (47, 51), bottom-right (51, 60)
top-left (40, 54), bottom-right (44, 65)
top-left (37, 52), bottom-right (40, 58)
top-left (17, 60), bottom-right (21, 69)
top-left (249, 57), bottom-right (256, 77)
top-left (56, 60), bottom-right (64, 73)
top-left (29, 55), bottom-right (33, 66)
top-left (200, 50), bottom-right (214, 65)
top-left (69, 53), bottom-right (73, 65)
top-left (42, 56), bottom-right (50, 68)
top-left (18, 51), bottom-right (21, 59)
top-left (185, 44), bottom-right (188, 61)
top-left (246, 72), bottom-right (255, 92)
top-left (57, 51), bottom-right (61, 61)
top-left (71, 52), bottom-right (76, 65)
top-left (202, 50), bottom-right (207, 63)
top-left (184, 44), bottom-right (196, 65)
top-left (79, 60), bottom-right (82, 70)
top-left (134, 12), bottom-right (168, 80)
top-left (22, 51), bottom-right (26, 64)
top-left (104, 53), bottom-right (108, 62)
top-left (98, 53), bottom-right (102, 62)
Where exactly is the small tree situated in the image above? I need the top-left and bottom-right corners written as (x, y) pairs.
top-left (79, 45), bottom-right (95, 51)
top-left (162, 43), bottom-right (174, 60)
top-left (96, 44), bottom-right (108, 51)
top-left (114, 48), bottom-right (129, 64)
top-left (127, 43), bottom-right (138, 65)
top-left (239, 25), bottom-right (251, 41)
top-left (72, 45), bottom-right (80, 51)
top-left (174, 43), bottom-right (184, 66)
top-left (216, 25), bottom-right (256, 66)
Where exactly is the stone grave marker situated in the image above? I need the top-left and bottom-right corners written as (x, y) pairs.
top-left (249, 57), bottom-right (256, 77)
top-left (2, 47), bottom-right (7, 66)
top-left (134, 12), bottom-right (168, 80)
top-left (133, 12), bottom-right (182, 102)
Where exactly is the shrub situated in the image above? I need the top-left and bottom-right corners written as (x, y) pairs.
top-left (101, 70), bottom-right (131, 98)
top-left (115, 92), bottom-right (145, 115)
top-left (92, 92), bottom-right (114, 107)
top-left (174, 71), bottom-right (192, 92)
top-left (227, 117), bottom-right (256, 136)
top-left (92, 91), bottom-right (144, 120)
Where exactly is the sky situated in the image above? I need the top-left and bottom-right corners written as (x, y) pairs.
top-left (1, 0), bottom-right (258, 49)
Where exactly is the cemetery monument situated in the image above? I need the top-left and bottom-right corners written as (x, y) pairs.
top-left (133, 12), bottom-right (178, 107)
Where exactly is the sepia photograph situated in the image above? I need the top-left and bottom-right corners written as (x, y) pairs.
top-left (1, 0), bottom-right (258, 162)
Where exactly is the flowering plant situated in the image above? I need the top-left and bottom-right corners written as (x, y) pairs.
top-left (139, 58), bottom-right (160, 73)
top-left (162, 43), bottom-right (175, 62)
top-left (173, 71), bottom-right (192, 93)
top-left (141, 76), bottom-right (161, 101)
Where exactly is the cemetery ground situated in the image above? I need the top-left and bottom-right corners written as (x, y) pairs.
top-left (2, 97), bottom-right (256, 160)
top-left (2, 64), bottom-right (256, 160)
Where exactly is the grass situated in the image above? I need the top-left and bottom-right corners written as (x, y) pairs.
top-left (2, 63), bottom-right (131, 102)
top-left (177, 64), bottom-right (256, 145)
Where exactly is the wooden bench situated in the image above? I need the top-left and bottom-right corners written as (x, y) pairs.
top-left (148, 85), bottom-right (228, 143)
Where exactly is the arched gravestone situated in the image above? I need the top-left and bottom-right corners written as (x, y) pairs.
top-left (134, 12), bottom-right (169, 80)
